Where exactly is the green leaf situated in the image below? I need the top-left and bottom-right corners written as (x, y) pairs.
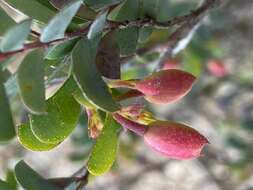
top-left (87, 115), bottom-right (120, 176)
top-left (5, 170), bottom-right (18, 190)
top-left (49, 0), bottom-right (97, 20)
top-left (87, 10), bottom-right (107, 39)
top-left (18, 123), bottom-right (58, 151)
top-left (0, 71), bottom-right (15, 142)
top-left (4, 0), bottom-right (56, 23)
top-left (84, 0), bottom-right (122, 10)
top-left (17, 49), bottom-right (46, 114)
top-left (96, 31), bottom-right (120, 79)
top-left (15, 161), bottom-right (61, 190)
top-left (108, 0), bottom-right (139, 21)
top-left (72, 38), bottom-right (120, 112)
top-left (116, 26), bottom-right (139, 56)
top-left (0, 19), bottom-right (31, 52)
top-left (40, 0), bottom-right (82, 42)
top-left (45, 38), bottom-right (79, 60)
top-left (141, 0), bottom-right (158, 19)
top-left (73, 88), bottom-right (95, 108)
top-left (0, 7), bottom-right (16, 35)
top-left (138, 26), bottom-right (153, 43)
top-left (0, 179), bottom-right (14, 190)
top-left (30, 76), bottom-right (81, 144)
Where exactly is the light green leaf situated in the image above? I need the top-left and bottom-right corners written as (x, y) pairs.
top-left (87, 115), bottom-right (120, 176)
top-left (73, 88), bottom-right (95, 108)
top-left (116, 26), bottom-right (139, 56)
top-left (0, 179), bottom-right (14, 190)
top-left (40, 0), bottom-right (82, 42)
top-left (72, 38), bottom-right (120, 112)
top-left (87, 11), bottom-right (107, 39)
top-left (5, 170), bottom-right (18, 190)
top-left (45, 38), bottom-right (79, 60)
top-left (4, 0), bottom-right (56, 23)
top-left (18, 123), bottom-right (58, 151)
top-left (0, 71), bottom-right (15, 142)
top-left (15, 161), bottom-right (61, 190)
top-left (17, 49), bottom-right (46, 114)
top-left (0, 19), bottom-right (31, 52)
top-left (84, 0), bottom-right (122, 10)
top-left (30, 77), bottom-right (81, 144)
top-left (108, 0), bottom-right (139, 21)
top-left (0, 7), bottom-right (16, 35)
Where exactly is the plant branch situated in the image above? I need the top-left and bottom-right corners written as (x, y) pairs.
top-left (155, 0), bottom-right (221, 70)
top-left (0, 0), bottom-right (220, 62)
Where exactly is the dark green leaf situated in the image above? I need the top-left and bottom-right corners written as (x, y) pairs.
top-left (30, 77), bottom-right (81, 144)
top-left (45, 38), bottom-right (79, 60)
top-left (96, 31), bottom-right (120, 79)
top-left (49, 0), bottom-right (97, 20)
top-left (84, 0), bottom-right (122, 10)
top-left (18, 123), bottom-right (58, 151)
top-left (0, 71), bottom-right (15, 142)
top-left (108, 0), bottom-right (139, 21)
top-left (72, 38), bottom-right (120, 112)
top-left (4, 0), bottom-right (56, 23)
top-left (87, 10), bottom-right (107, 39)
top-left (15, 161), bottom-right (61, 190)
top-left (40, 0), bottom-right (82, 42)
top-left (141, 0), bottom-right (158, 19)
top-left (116, 26), bottom-right (139, 56)
top-left (0, 7), bottom-right (16, 35)
top-left (17, 49), bottom-right (46, 114)
top-left (0, 19), bottom-right (31, 52)
top-left (87, 115), bottom-right (120, 176)
top-left (0, 179), bottom-right (14, 190)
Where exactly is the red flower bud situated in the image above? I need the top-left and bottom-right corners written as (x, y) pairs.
top-left (113, 114), bottom-right (208, 160)
top-left (207, 59), bottom-right (229, 77)
top-left (162, 58), bottom-right (181, 70)
top-left (144, 121), bottom-right (209, 160)
top-left (135, 69), bottom-right (196, 104)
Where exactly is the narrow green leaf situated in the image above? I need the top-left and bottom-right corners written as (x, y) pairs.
top-left (0, 71), bottom-right (15, 142)
top-left (49, 0), bottom-right (97, 20)
top-left (45, 38), bottom-right (79, 60)
top-left (17, 49), bottom-right (46, 114)
top-left (40, 0), bottom-right (82, 42)
top-left (4, 0), bottom-right (56, 23)
top-left (72, 38), bottom-right (120, 112)
top-left (0, 19), bottom-right (31, 52)
top-left (0, 179), bottom-right (14, 190)
top-left (108, 0), bottom-right (139, 21)
top-left (84, 0), bottom-right (122, 10)
top-left (87, 11), bottom-right (107, 39)
top-left (18, 123), bottom-right (58, 151)
top-left (116, 26), bottom-right (139, 56)
top-left (0, 7), bottom-right (16, 35)
top-left (15, 161), bottom-right (61, 190)
top-left (87, 115), bottom-right (120, 176)
top-left (30, 77), bottom-right (81, 144)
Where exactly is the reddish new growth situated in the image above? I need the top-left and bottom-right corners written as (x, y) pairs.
top-left (113, 114), bottom-right (209, 160)
top-left (135, 69), bottom-right (196, 104)
top-left (162, 58), bottom-right (181, 70)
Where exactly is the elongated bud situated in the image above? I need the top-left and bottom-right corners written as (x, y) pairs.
top-left (113, 114), bottom-right (209, 160)
top-left (86, 109), bottom-right (103, 139)
top-left (144, 121), bottom-right (209, 160)
top-left (135, 69), bottom-right (196, 104)
top-left (207, 59), bottom-right (229, 77)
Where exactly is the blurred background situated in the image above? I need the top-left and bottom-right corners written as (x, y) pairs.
top-left (1, 0), bottom-right (253, 189)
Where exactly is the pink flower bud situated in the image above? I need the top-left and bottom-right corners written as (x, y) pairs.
top-left (135, 69), bottom-right (196, 104)
top-left (113, 114), bottom-right (208, 160)
top-left (144, 121), bottom-right (209, 160)
top-left (207, 59), bottom-right (229, 77)
top-left (162, 58), bottom-right (181, 70)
